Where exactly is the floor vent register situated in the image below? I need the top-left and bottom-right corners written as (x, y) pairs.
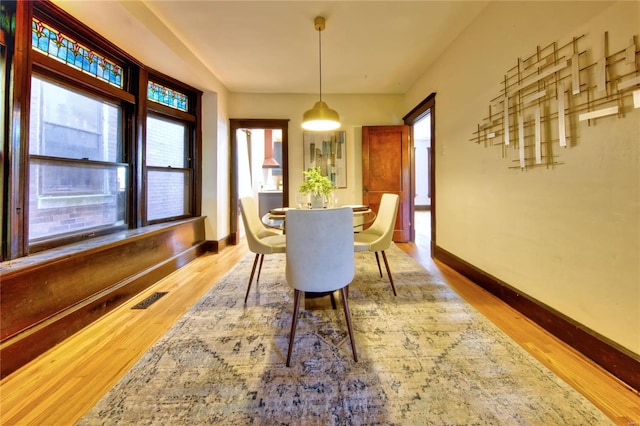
top-left (132, 292), bottom-right (168, 309)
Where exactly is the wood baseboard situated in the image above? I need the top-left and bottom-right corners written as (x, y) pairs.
top-left (433, 245), bottom-right (640, 392)
top-left (214, 234), bottom-right (235, 253)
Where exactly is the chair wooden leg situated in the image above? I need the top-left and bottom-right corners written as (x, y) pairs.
top-left (374, 252), bottom-right (383, 277)
top-left (244, 254), bottom-right (260, 304)
top-left (286, 289), bottom-right (302, 367)
top-left (340, 287), bottom-right (358, 362)
top-left (381, 251), bottom-right (397, 296)
top-left (256, 254), bottom-right (265, 283)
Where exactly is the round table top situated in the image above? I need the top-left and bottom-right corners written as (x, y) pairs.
top-left (262, 206), bottom-right (375, 230)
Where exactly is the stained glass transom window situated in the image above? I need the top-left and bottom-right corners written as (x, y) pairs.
top-left (147, 81), bottom-right (188, 112)
top-left (31, 18), bottom-right (123, 88)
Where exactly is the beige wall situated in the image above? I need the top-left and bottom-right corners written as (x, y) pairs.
top-left (405, 1), bottom-right (639, 355)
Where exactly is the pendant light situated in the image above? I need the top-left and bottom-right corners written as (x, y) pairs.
top-left (302, 16), bottom-right (340, 131)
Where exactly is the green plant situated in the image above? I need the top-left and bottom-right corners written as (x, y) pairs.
top-left (298, 166), bottom-right (334, 197)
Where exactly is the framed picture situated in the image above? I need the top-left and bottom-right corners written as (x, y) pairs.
top-left (302, 131), bottom-right (347, 188)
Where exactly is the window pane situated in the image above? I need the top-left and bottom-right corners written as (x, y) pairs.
top-left (30, 76), bottom-right (121, 162)
top-left (147, 169), bottom-right (190, 221)
top-left (28, 75), bottom-right (125, 243)
top-left (29, 160), bottom-right (127, 241)
top-left (146, 116), bottom-right (185, 168)
top-left (32, 18), bottom-right (124, 88)
top-left (147, 81), bottom-right (188, 112)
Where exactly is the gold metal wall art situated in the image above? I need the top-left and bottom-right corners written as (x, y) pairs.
top-left (471, 32), bottom-right (639, 170)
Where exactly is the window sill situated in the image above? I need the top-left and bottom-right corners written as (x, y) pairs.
top-left (1, 217), bottom-right (204, 274)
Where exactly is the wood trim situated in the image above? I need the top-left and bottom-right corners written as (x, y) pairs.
top-left (34, 1), bottom-right (141, 67)
top-left (433, 244), bottom-right (640, 392)
top-left (6, 0), bottom-right (32, 259)
top-left (201, 235), bottom-right (235, 254)
top-left (215, 234), bottom-right (235, 253)
top-left (0, 242), bottom-right (207, 377)
top-left (403, 93), bottom-right (436, 252)
top-left (147, 102), bottom-right (196, 122)
top-left (0, 218), bottom-right (207, 378)
top-left (133, 67), bottom-right (147, 227)
top-left (193, 91), bottom-right (203, 217)
top-left (403, 93), bottom-right (437, 123)
top-left (203, 240), bottom-right (218, 253)
top-left (32, 53), bottom-right (136, 104)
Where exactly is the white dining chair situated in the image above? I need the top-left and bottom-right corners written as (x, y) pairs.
top-left (239, 196), bottom-right (286, 304)
top-left (353, 193), bottom-right (400, 296)
top-left (285, 207), bottom-right (357, 366)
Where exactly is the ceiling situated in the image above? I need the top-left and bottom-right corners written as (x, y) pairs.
top-left (53, 1), bottom-right (490, 95)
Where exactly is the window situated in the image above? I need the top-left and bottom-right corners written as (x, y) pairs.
top-left (28, 75), bottom-right (127, 242)
top-left (148, 81), bottom-right (188, 112)
top-left (146, 115), bottom-right (191, 222)
top-left (1, 2), bottom-right (201, 259)
top-left (31, 17), bottom-right (123, 88)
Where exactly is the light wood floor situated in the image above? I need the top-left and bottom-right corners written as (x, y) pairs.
top-left (1, 212), bottom-right (638, 425)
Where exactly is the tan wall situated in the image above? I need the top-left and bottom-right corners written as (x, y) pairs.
top-left (405, 1), bottom-right (640, 355)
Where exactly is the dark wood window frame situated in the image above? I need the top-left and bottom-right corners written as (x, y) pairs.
top-left (2, 0), bottom-right (202, 260)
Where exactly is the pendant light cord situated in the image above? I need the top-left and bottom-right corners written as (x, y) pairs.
top-left (318, 27), bottom-right (322, 103)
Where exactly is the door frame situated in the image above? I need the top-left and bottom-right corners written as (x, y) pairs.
top-left (403, 93), bottom-right (436, 253)
top-left (229, 119), bottom-right (289, 245)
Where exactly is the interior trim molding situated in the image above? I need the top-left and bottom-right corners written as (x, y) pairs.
top-left (433, 245), bottom-right (640, 392)
top-left (215, 234), bottom-right (235, 253)
top-left (0, 218), bottom-right (207, 378)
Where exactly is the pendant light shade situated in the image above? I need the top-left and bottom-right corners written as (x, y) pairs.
top-left (302, 16), bottom-right (340, 131)
top-left (302, 101), bottom-right (340, 131)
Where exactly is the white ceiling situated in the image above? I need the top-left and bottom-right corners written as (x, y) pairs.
top-left (54, 1), bottom-right (489, 95)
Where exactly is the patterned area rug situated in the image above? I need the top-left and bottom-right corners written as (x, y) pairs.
top-left (79, 245), bottom-right (611, 425)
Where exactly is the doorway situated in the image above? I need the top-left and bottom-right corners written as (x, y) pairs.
top-left (413, 114), bottom-right (431, 210)
top-left (229, 119), bottom-right (289, 245)
top-left (412, 112), bottom-right (432, 252)
top-left (403, 93), bottom-right (436, 253)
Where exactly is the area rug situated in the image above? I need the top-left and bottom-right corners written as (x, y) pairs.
top-left (78, 245), bottom-right (611, 425)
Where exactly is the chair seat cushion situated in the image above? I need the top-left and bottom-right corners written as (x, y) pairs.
top-left (261, 234), bottom-right (287, 253)
top-left (353, 232), bottom-right (378, 251)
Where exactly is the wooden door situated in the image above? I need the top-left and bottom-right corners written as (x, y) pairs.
top-left (362, 125), bottom-right (411, 242)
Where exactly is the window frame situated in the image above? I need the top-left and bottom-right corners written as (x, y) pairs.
top-left (0, 24), bottom-right (6, 261)
top-left (1, 1), bottom-right (202, 259)
top-left (26, 68), bottom-right (131, 252)
top-left (144, 108), bottom-right (194, 224)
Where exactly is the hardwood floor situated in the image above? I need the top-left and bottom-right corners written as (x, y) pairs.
top-left (1, 211), bottom-right (638, 425)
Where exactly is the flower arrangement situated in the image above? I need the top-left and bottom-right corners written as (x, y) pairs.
top-left (298, 166), bottom-right (334, 198)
